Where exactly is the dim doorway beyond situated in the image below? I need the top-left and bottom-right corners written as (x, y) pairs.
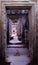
top-left (6, 6), bottom-right (30, 48)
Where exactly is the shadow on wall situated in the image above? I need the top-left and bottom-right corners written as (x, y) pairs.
top-left (0, 20), bottom-right (5, 65)
top-left (0, 20), bottom-right (10, 65)
top-left (0, 20), bottom-right (2, 65)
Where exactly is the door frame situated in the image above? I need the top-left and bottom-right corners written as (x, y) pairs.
top-left (1, 1), bottom-right (36, 59)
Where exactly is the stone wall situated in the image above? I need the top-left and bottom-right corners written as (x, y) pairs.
top-left (35, 0), bottom-right (38, 64)
top-left (0, 0), bottom-right (38, 64)
top-left (30, 0), bottom-right (38, 64)
top-left (0, 0), bottom-right (1, 20)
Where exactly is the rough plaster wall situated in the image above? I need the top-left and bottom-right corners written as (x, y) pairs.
top-left (36, 0), bottom-right (38, 63)
top-left (0, 0), bottom-right (5, 57)
top-left (31, 0), bottom-right (38, 64)
top-left (0, 0), bottom-right (2, 57)
top-left (0, 0), bottom-right (1, 20)
top-left (0, 20), bottom-right (2, 49)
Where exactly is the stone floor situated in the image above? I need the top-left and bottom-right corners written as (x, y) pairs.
top-left (5, 48), bottom-right (31, 65)
top-left (0, 47), bottom-right (37, 65)
top-left (6, 55), bottom-right (31, 65)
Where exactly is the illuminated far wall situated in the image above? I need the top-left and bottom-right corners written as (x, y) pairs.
top-left (9, 23), bottom-right (18, 37)
top-left (9, 21), bottom-right (23, 37)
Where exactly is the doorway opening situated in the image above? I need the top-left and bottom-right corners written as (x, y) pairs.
top-left (6, 6), bottom-right (31, 48)
top-left (1, 1), bottom-right (35, 65)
